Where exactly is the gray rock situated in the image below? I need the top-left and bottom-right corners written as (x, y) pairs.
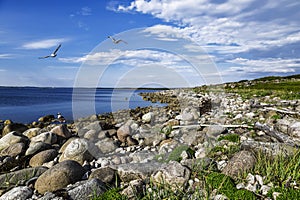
top-left (83, 121), bottom-right (102, 132)
top-left (59, 138), bottom-right (94, 165)
top-left (182, 130), bottom-right (206, 146)
top-left (121, 179), bottom-right (144, 199)
top-left (205, 125), bottom-right (227, 137)
top-left (222, 151), bottom-right (256, 178)
top-left (37, 192), bottom-right (65, 200)
top-left (0, 186), bottom-right (32, 200)
top-left (112, 161), bottom-right (165, 182)
top-left (35, 160), bottom-right (86, 194)
top-left (50, 124), bottom-right (72, 139)
top-left (0, 131), bottom-right (28, 152)
top-left (0, 166), bottom-right (47, 188)
top-left (25, 142), bottom-right (52, 156)
top-left (67, 178), bottom-right (106, 200)
top-left (95, 138), bottom-right (118, 154)
top-left (142, 112), bottom-right (154, 123)
top-left (151, 161), bottom-right (191, 189)
top-left (89, 166), bottom-right (118, 185)
top-left (117, 124), bottom-right (132, 143)
top-left (0, 142), bottom-right (26, 157)
top-left (31, 132), bottom-right (57, 145)
top-left (29, 149), bottom-right (58, 167)
top-left (241, 140), bottom-right (298, 157)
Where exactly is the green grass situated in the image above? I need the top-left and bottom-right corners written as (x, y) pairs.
top-left (218, 133), bottom-right (240, 143)
top-left (91, 188), bottom-right (128, 200)
top-left (251, 149), bottom-right (300, 186)
top-left (225, 79), bottom-right (300, 100)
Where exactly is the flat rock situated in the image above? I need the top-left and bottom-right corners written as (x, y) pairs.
top-left (0, 186), bottom-right (32, 200)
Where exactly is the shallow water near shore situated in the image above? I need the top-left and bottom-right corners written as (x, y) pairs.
top-left (0, 87), bottom-right (164, 123)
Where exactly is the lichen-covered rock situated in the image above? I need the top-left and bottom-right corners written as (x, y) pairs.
top-left (34, 160), bottom-right (86, 194)
top-left (151, 161), bottom-right (190, 189)
top-left (222, 150), bottom-right (256, 178)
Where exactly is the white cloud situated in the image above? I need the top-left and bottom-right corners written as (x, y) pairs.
top-left (225, 57), bottom-right (300, 74)
top-left (0, 54), bottom-right (13, 59)
top-left (22, 38), bottom-right (68, 49)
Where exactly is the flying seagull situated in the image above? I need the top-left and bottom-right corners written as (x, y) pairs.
top-left (108, 36), bottom-right (127, 44)
top-left (39, 44), bottom-right (61, 59)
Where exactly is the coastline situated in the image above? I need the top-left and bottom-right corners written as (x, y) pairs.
top-left (0, 78), bottom-right (299, 199)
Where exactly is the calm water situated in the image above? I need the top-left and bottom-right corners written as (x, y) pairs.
top-left (0, 87), bottom-right (163, 123)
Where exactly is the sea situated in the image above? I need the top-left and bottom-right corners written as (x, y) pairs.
top-left (0, 87), bottom-right (164, 124)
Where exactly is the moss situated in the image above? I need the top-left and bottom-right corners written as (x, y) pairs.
top-left (91, 188), bottom-right (128, 200)
top-left (218, 134), bottom-right (240, 143)
top-left (206, 172), bottom-right (256, 200)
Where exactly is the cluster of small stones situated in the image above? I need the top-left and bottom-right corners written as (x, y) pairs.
top-left (0, 88), bottom-right (299, 200)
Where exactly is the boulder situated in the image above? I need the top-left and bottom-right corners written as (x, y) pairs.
top-left (151, 161), bottom-right (190, 189)
top-left (222, 150), bottom-right (256, 178)
top-left (50, 124), bottom-right (72, 139)
top-left (29, 149), bottom-right (58, 167)
top-left (2, 123), bottom-right (28, 136)
top-left (59, 138), bottom-right (94, 165)
top-left (0, 131), bottom-right (28, 152)
top-left (89, 166), bottom-right (118, 185)
top-left (30, 132), bottom-right (57, 145)
top-left (34, 160), bottom-right (86, 194)
top-left (117, 125), bottom-right (132, 143)
top-left (0, 142), bottom-right (27, 157)
top-left (22, 128), bottom-right (41, 139)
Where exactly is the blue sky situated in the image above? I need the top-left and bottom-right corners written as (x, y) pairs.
top-left (0, 0), bottom-right (300, 87)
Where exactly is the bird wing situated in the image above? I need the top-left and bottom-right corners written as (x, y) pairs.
top-left (120, 40), bottom-right (128, 44)
top-left (53, 44), bottom-right (62, 54)
top-left (38, 55), bottom-right (50, 59)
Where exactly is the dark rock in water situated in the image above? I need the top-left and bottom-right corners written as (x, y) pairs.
top-left (38, 115), bottom-right (55, 123)
top-left (222, 150), bottom-right (256, 179)
top-left (2, 123), bottom-right (28, 136)
top-left (35, 160), bottom-right (86, 194)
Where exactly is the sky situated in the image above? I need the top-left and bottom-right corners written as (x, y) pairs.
top-left (0, 0), bottom-right (300, 87)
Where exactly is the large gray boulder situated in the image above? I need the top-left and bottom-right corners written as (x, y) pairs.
top-left (34, 160), bottom-right (86, 194)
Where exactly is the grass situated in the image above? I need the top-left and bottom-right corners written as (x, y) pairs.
top-left (251, 149), bottom-right (300, 186)
top-left (225, 79), bottom-right (300, 100)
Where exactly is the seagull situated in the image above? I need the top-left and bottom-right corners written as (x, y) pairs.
top-left (39, 44), bottom-right (62, 59)
top-left (108, 36), bottom-right (127, 44)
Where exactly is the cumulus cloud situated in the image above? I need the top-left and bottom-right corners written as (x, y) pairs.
top-left (22, 38), bottom-right (68, 49)
top-left (114, 0), bottom-right (300, 80)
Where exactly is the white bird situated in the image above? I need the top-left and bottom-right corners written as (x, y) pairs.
top-left (39, 44), bottom-right (62, 59)
top-left (108, 36), bottom-right (127, 44)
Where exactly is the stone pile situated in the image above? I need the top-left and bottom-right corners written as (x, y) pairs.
top-left (0, 89), bottom-right (299, 199)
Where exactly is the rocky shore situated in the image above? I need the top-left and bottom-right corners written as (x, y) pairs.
top-left (0, 85), bottom-right (299, 199)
